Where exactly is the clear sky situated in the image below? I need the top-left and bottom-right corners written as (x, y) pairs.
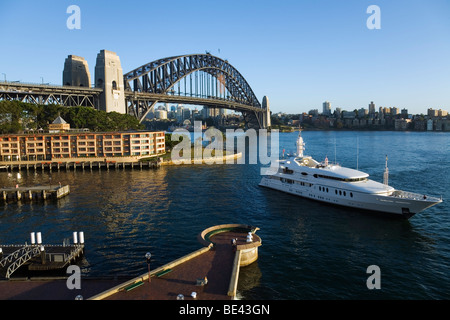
top-left (1, 0), bottom-right (449, 115)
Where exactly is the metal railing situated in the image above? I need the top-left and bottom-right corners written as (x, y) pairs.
top-left (0, 245), bottom-right (42, 278)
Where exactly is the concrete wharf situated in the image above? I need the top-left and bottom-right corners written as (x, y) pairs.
top-left (91, 224), bottom-right (262, 300)
top-left (0, 224), bottom-right (262, 300)
top-left (0, 185), bottom-right (70, 203)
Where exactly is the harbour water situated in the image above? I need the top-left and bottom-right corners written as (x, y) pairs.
top-left (0, 131), bottom-right (449, 299)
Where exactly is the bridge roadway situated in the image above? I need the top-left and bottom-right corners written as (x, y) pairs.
top-left (0, 225), bottom-right (261, 300)
top-left (0, 81), bottom-right (261, 115)
top-left (0, 81), bottom-right (102, 108)
top-left (126, 92), bottom-right (263, 113)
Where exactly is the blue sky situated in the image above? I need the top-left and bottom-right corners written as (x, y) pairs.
top-left (1, 0), bottom-right (449, 115)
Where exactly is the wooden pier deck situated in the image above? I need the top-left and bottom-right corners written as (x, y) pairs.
top-left (0, 158), bottom-right (161, 173)
top-left (0, 185), bottom-right (70, 203)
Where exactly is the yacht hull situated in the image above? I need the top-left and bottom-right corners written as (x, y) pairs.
top-left (259, 176), bottom-right (441, 219)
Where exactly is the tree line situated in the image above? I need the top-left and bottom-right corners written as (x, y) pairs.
top-left (0, 101), bottom-right (144, 134)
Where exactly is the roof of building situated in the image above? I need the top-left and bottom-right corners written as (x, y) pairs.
top-left (52, 116), bottom-right (68, 124)
top-left (53, 116), bottom-right (67, 124)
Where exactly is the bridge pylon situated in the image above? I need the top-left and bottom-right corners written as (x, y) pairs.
top-left (95, 50), bottom-right (126, 114)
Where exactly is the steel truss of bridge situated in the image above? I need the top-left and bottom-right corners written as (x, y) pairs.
top-left (0, 81), bottom-right (102, 108)
top-left (0, 53), bottom-right (270, 129)
top-left (124, 54), bottom-right (269, 128)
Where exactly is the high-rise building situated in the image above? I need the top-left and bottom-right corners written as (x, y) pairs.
top-left (369, 101), bottom-right (375, 114)
top-left (438, 109), bottom-right (448, 117)
top-left (323, 101), bottom-right (331, 115)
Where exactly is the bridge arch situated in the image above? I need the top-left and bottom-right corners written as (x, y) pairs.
top-left (123, 54), bottom-right (267, 128)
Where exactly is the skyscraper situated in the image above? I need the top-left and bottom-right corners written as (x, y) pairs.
top-left (323, 101), bottom-right (331, 115)
top-left (369, 101), bottom-right (375, 114)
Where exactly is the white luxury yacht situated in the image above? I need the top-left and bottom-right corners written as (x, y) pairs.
top-left (259, 130), bottom-right (442, 218)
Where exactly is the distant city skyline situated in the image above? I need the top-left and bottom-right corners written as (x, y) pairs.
top-left (1, 0), bottom-right (449, 116)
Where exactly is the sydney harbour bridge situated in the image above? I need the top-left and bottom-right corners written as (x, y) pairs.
top-left (0, 50), bottom-right (271, 129)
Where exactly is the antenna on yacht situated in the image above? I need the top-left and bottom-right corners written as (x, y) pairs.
top-left (383, 155), bottom-right (389, 186)
top-left (296, 126), bottom-right (305, 158)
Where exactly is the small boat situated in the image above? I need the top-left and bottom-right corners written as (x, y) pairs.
top-left (259, 130), bottom-right (442, 218)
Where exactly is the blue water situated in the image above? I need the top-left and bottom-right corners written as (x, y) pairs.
top-left (0, 131), bottom-right (449, 299)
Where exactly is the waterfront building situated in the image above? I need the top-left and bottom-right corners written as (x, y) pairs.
top-left (358, 108), bottom-right (368, 118)
top-left (309, 109), bottom-right (319, 117)
top-left (0, 131), bottom-right (165, 161)
top-left (155, 110), bottom-right (168, 120)
top-left (0, 117), bottom-right (165, 162)
top-left (394, 118), bottom-right (412, 130)
top-left (428, 108), bottom-right (439, 117)
top-left (438, 109), bottom-right (448, 117)
top-left (401, 108), bottom-right (409, 118)
top-left (343, 111), bottom-right (356, 119)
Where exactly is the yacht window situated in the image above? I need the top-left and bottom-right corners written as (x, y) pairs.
top-left (350, 192), bottom-right (353, 198)
top-left (343, 191), bottom-right (346, 196)
top-left (312, 173), bottom-right (367, 182)
top-left (283, 167), bottom-right (294, 174)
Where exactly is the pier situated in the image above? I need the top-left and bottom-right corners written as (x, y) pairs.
top-left (0, 185), bottom-right (70, 203)
top-left (0, 232), bottom-right (85, 279)
top-left (0, 159), bottom-right (161, 173)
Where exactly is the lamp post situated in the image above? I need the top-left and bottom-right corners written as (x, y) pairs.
top-left (145, 252), bottom-right (151, 283)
